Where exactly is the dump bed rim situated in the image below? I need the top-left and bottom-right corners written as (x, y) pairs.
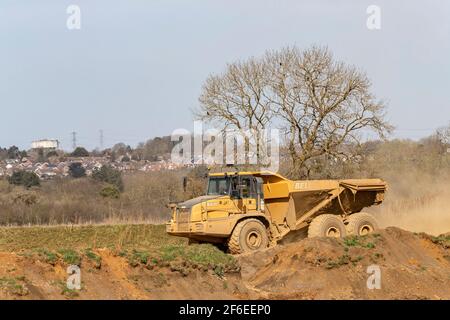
top-left (339, 179), bottom-right (387, 191)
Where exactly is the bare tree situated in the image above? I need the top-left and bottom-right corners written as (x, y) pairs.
top-left (196, 46), bottom-right (393, 178)
top-left (264, 46), bottom-right (393, 177)
top-left (197, 58), bottom-right (272, 132)
top-left (196, 58), bottom-right (274, 164)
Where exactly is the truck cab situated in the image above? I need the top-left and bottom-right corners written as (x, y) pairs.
top-left (166, 172), bottom-right (269, 245)
top-left (207, 173), bottom-right (265, 213)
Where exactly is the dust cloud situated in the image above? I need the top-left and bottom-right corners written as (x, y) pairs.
top-left (369, 171), bottom-right (450, 236)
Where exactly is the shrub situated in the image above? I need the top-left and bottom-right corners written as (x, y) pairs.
top-left (58, 249), bottom-right (81, 265)
top-left (68, 162), bottom-right (86, 178)
top-left (13, 192), bottom-right (38, 206)
top-left (127, 250), bottom-right (150, 267)
top-left (99, 185), bottom-right (120, 199)
top-left (92, 165), bottom-right (124, 191)
top-left (37, 249), bottom-right (58, 265)
top-left (46, 150), bottom-right (59, 158)
top-left (0, 277), bottom-right (29, 296)
top-left (84, 248), bottom-right (102, 268)
top-left (8, 171), bottom-right (40, 188)
top-left (71, 147), bottom-right (89, 157)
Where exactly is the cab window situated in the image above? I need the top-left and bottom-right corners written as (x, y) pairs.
top-left (240, 177), bottom-right (253, 198)
top-left (207, 177), bottom-right (229, 195)
top-left (230, 176), bottom-right (255, 199)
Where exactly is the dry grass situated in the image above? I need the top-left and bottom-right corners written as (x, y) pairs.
top-left (0, 170), bottom-right (187, 226)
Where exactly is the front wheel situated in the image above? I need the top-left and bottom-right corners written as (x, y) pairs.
top-left (227, 219), bottom-right (269, 254)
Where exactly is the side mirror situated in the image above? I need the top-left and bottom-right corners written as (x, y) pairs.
top-left (167, 203), bottom-right (177, 209)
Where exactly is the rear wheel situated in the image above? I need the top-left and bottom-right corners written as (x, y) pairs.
top-left (308, 214), bottom-right (347, 238)
top-left (227, 219), bottom-right (269, 254)
top-left (346, 212), bottom-right (378, 236)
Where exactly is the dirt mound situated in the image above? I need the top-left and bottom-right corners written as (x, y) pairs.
top-left (238, 227), bottom-right (450, 299)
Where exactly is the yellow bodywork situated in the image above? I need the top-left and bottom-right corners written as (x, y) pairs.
top-left (166, 171), bottom-right (386, 244)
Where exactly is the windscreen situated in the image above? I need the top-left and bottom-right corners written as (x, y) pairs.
top-left (207, 177), bottom-right (230, 195)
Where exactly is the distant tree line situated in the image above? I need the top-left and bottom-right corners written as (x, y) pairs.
top-left (0, 146), bottom-right (27, 160)
top-left (97, 136), bottom-right (175, 162)
top-left (0, 135), bottom-right (177, 164)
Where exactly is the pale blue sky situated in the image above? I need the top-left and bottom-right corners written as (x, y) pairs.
top-left (1, 0), bottom-right (449, 150)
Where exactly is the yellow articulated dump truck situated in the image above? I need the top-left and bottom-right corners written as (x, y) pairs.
top-left (166, 171), bottom-right (386, 254)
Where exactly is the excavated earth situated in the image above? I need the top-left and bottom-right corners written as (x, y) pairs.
top-left (238, 227), bottom-right (450, 299)
top-left (0, 227), bottom-right (449, 300)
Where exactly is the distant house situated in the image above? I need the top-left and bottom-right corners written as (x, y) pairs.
top-left (31, 139), bottom-right (59, 150)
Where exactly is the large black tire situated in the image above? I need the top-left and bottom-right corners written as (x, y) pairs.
top-left (308, 214), bottom-right (347, 238)
top-left (346, 212), bottom-right (379, 236)
top-left (227, 219), bottom-right (269, 254)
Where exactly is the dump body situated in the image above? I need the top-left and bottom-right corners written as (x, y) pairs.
top-left (166, 171), bottom-right (386, 245)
